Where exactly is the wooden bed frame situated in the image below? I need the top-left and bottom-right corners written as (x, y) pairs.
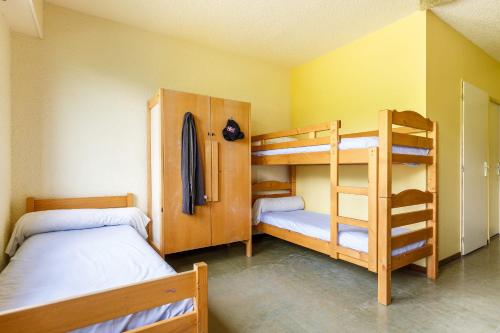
top-left (0, 194), bottom-right (208, 333)
top-left (252, 109), bottom-right (438, 305)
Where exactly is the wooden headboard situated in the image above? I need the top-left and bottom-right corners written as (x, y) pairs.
top-left (252, 166), bottom-right (297, 204)
top-left (26, 193), bottom-right (134, 212)
top-left (252, 181), bottom-right (295, 203)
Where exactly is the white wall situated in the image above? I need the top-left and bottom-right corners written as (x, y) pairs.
top-left (0, 13), bottom-right (11, 269)
top-left (10, 4), bottom-right (291, 221)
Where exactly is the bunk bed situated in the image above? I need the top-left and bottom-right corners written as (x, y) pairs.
top-left (251, 110), bottom-right (438, 305)
top-left (0, 194), bottom-right (208, 333)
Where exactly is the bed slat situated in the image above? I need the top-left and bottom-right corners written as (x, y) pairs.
top-left (27, 194), bottom-right (133, 212)
top-left (252, 137), bottom-right (329, 152)
top-left (252, 181), bottom-right (292, 192)
top-left (392, 209), bottom-right (433, 228)
top-left (338, 149), bottom-right (369, 164)
top-left (126, 312), bottom-right (197, 333)
top-left (392, 154), bottom-right (433, 165)
top-left (391, 227), bottom-right (433, 249)
top-left (392, 133), bottom-right (433, 149)
top-left (392, 189), bottom-right (433, 208)
top-left (392, 110), bottom-right (433, 131)
top-left (255, 223), bottom-right (330, 255)
top-left (391, 244), bottom-right (433, 271)
top-left (251, 122), bottom-right (331, 142)
top-left (0, 271), bottom-right (197, 333)
top-left (337, 186), bottom-right (368, 196)
top-left (338, 253), bottom-right (369, 268)
top-left (252, 152), bottom-right (330, 165)
top-left (337, 245), bottom-right (369, 262)
top-left (337, 216), bottom-right (368, 229)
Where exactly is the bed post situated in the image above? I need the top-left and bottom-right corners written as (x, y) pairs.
top-left (426, 121), bottom-right (439, 280)
top-left (26, 197), bottom-right (35, 213)
top-left (195, 262), bottom-right (208, 333)
top-left (367, 147), bottom-right (379, 272)
top-left (330, 120), bottom-right (340, 259)
top-left (290, 166), bottom-right (297, 196)
top-left (378, 110), bottom-right (392, 305)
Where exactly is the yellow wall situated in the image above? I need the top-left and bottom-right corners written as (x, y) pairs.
top-left (10, 4), bottom-right (291, 224)
top-left (0, 13), bottom-right (11, 269)
top-left (290, 12), bottom-right (427, 219)
top-left (426, 11), bottom-right (500, 258)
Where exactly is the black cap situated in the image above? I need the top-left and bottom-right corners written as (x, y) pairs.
top-left (222, 119), bottom-right (245, 141)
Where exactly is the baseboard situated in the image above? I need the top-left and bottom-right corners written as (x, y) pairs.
top-left (406, 251), bottom-right (462, 273)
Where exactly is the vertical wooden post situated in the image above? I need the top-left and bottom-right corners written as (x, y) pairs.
top-left (126, 193), bottom-right (134, 207)
top-left (195, 262), bottom-right (208, 333)
top-left (330, 120), bottom-right (340, 259)
top-left (426, 121), bottom-right (439, 280)
top-left (26, 197), bottom-right (35, 213)
top-left (378, 110), bottom-right (392, 305)
top-left (290, 166), bottom-right (297, 196)
top-left (368, 147), bottom-right (379, 272)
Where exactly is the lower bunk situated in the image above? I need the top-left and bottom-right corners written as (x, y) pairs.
top-left (253, 195), bottom-right (435, 304)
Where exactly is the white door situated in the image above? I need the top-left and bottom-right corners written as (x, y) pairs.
top-left (490, 102), bottom-right (500, 237)
top-left (461, 81), bottom-right (489, 255)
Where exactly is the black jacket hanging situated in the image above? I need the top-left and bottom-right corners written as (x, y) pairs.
top-left (181, 112), bottom-right (206, 215)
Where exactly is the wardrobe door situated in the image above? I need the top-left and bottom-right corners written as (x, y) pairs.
top-left (163, 90), bottom-right (212, 254)
top-left (209, 98), bottom-right (251, 245)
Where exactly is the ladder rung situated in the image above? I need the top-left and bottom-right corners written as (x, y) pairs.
top-left (336, 186), bottom-right (368, 195)
top-left (337, 216), bottom-right (368, 228)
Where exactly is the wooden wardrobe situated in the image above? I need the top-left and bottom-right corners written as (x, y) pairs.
top-left (147, 89), bottom-right (252, 257)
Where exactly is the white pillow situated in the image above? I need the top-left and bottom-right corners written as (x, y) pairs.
top-left (252, 196), bottom-right (304, 224)
top-left (6, 207), bottom-right (150, 257)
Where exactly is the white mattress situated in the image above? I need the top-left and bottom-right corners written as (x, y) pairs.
top-left (252, 136), bottom-right (429, 157)
top-left (0, 225), bottom-right (193, 333)
top-left (259, 210), bottom-right (425, 256)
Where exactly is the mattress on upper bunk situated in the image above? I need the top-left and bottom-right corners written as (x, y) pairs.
top-left (259, 209), bottom-right (425, 256)
top-left (0, 224), bottom-right (193, 333)
top-left (251, 136), bottom-right (429, 157)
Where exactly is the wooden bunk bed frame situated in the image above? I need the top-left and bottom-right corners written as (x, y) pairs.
top-left (252, 109), bottom-right (438, 305)
top-left (0, 194), bottom-right (208, 333)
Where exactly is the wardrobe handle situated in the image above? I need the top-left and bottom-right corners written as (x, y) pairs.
top-left (211, 141), bottom-right (219, 202)
top-left (204, 142), bottom-right (212, 202)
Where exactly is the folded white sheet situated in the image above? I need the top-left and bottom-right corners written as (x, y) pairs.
top-left (252, 196), bottom-right (304, 224)
top-left (6, 207), bottom-right (150, 257)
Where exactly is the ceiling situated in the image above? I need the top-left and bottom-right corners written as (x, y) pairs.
top-left (432, 0), bottom-right (500, 64)
top-left (31, 0), bottom-right (500, 66)
top-left (0, 0), bottom-right (43, 37)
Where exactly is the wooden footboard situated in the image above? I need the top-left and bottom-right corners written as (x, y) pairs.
top-left (377, 110), bottom-right (438, 305)
top-left (0, 262), bottom-right (208, 333)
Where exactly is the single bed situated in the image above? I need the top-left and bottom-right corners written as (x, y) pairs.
top-left (258, 209), bottom-right (425, 257)
top-left (0, 194), bottom-right (208, 333)
top-left (252, 136), bottom-right (429, 157)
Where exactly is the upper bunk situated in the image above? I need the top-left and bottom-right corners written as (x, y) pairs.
top-left (251, 110), bottom-right (436, 166)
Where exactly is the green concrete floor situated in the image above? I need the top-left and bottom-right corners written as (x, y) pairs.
top-left (167, 236), bottom-right (500, 333)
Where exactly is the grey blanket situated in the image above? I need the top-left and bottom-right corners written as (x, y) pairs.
top-left (181, 112), bottom-right (206, 215)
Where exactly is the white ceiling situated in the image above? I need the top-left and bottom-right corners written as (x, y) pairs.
top-left (45, 0), bottom-right (418, 66)
top-left (38, 0), bottom-right (500, 66)
top-left (432, 0), bottom-right (500, 63)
